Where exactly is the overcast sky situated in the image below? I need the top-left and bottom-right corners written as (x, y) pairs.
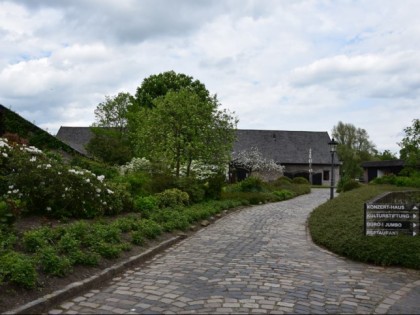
top-left (1, 0), bottom-right (420, 154)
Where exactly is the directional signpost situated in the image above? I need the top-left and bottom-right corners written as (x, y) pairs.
top-left (364, 203), bottom-right (419, 236)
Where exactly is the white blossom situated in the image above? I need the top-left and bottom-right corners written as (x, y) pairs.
top-left (0, 138), bottom-right (10, 148)
top-left (232, 147), bottom-right (284, 175)
top-left (24, 146), bottom-right (43, 154)
top-left (119, 157), bottom-right (151, 175)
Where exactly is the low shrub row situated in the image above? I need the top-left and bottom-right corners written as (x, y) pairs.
top-left (0, 198), bottom-right (246, 289)
top-left (372, 174), bottom-right (420, 188)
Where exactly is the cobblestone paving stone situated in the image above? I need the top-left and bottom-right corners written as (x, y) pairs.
top-left (48, 189), bottom-right (420, 314)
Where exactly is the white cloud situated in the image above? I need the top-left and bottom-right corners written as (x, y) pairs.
top-left (0, 0), bottom-right (420, 154)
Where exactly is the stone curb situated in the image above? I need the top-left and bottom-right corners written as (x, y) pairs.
top-left (4, 236), bottom-right (184, 315)
top-left (373, 279), bottom-right (420, 314)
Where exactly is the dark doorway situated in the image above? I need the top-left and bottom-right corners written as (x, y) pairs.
top-left (237, 168), bottom-right (248, 181)
top-left (368, 169), bottom-right (377, 182)
top-left (312, 173), bottom-right (322, 185)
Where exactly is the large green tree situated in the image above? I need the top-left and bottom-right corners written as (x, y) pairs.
top-left (332, 121), bottom-right (377, 179)
top-left (375, 149), bottom-right (398, 161)
top-left (93, 92), bottom-right (131, 132)
top-left (399, 118), bottom-right (420, 175)
top-left (86, 92), bottom-right (134, 165)
top-left (133, 71), bottom-right (211, 109)
top-left (130, 87), bottom-right (237, 178)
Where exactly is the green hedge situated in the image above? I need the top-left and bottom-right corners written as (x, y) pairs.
top-left (308, 184), bottom-right (420, 269)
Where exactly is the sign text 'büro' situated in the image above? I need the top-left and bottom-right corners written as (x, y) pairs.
top-left (364, 204), bottom-right (419, 236)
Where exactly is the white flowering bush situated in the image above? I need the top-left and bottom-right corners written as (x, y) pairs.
top-left (0, 138), bottom-right (128, 219)
top-left (232, 147), bottom-right (284, 177)
top-left (119, 157), bottom-right (152, 175)
top-left (178, 160), bottom-right (221, 180)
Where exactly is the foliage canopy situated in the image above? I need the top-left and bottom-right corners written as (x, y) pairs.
top-left (332, 121), bottom-right (377, 179)
top-left (129, 87), bottom-right (237, 177)
top-left (128, 71), bottom-right (237, 178)
top-left (133, 70), bottom-right (211, 109)
top-left (399, 118), bottom-right (420, 175)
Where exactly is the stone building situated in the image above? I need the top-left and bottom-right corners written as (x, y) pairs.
top-left (56, 127), bottom-right (340, 185)
top-left (230, 129), bottom-right (340, 185)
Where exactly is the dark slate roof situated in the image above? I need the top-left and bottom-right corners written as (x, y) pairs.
top-left (361, 160), bottom-right (405, 168)
top-left (1, 104), bottom-right (80, 155)
top-left (233, 129), bottom-right (339, 165)
top-left (56, 127), bottom-right (339, 165)
top-left (56, 127), bottom-right (93, 155)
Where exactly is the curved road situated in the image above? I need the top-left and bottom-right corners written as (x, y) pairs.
top-left (48, 189), bottom-right (420, 314)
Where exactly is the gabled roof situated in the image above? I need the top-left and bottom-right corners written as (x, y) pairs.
top-left (233, 129), bottom-right (339, 165)
top-left (0, 104), bottom-right (79, 155)
top-left (56, 127), bottom-right (93, 155)
top-left (56, 126), bottom-right (339, 165)
top-left (361, 160), bottom-right (405, 168)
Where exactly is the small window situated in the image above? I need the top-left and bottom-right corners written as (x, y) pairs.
top-left (323, 170), bottom-right (330, 181)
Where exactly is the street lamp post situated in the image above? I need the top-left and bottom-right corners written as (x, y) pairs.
top-left (328, 138), bottom-right (338, 200)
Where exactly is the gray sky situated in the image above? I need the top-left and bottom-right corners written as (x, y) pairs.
top-left (1, 0), bottom-right (419, 154)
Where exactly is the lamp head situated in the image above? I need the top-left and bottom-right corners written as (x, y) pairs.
top-left (328, 138), bottom-right (338, 153)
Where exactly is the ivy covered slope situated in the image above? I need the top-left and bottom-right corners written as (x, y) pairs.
top-left (0, 104), bottom-right (77, 154)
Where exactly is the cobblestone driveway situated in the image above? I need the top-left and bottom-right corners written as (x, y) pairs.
top-left (48, 189), bottom-right (420, 314)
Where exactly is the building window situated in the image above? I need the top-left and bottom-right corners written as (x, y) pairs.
top-left (323, 170), bottom-right (330, 181)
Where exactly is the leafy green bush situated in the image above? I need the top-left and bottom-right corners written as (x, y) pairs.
top-left (23, 227), bottom-right (59, 252)
top-left (91, 224), bottom-right (121, 244)
top-left (239, 176), bottom-right (264, 192)
top-left (0, 228), bottom-right (17, 253)
top-left (134, 195), bottom-right (158, 213)
top-left (111, 216), bottom-right (140, 232)
top-left (150, 209), bottom-right (190, 232)
top-left (0, 198), bottom-right (22, 226)
top-left (291, 184), bottom-right (311, 196)
top-left (137, 219), bottom-right (162, 239)
top-left (341, 179), bottom-right (361, 192)
top-left (93, 241), bottom-right (123, 259)
top-left (175, 177), bottom-right (205, 203)
top-left (0, 251), bottom-right (37, 289)
top-left (272, 176), bottom-right (292, 186)
top-left (220, 192), bottom-right (250, 205)
top-left (57, 232), bottom-right (81, 254)
top-left (273, 189), bottom-right (295, 200)
top-left (36, 246), bottom-right (72, 277)
top-left (148, 172), bottom-right (177, 194)
top-left (270, 176), bottom-right (310, 196)
top-left (309, 185), bottom-right (420, 269)
top-left (204, 173), bottom-right (225, 200)
top-left (113, 172), bottom-right (151, 197)
top-left (131, 231), bottom-right (145, 246)
top-left (292, 177), bottom-right (310, 185)
top-left (372, 174), bottom-right (420, 188)
top-left (222, 191), bottom-right (278, 205)
top-left (155, 188), bottom-right (189, 208)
